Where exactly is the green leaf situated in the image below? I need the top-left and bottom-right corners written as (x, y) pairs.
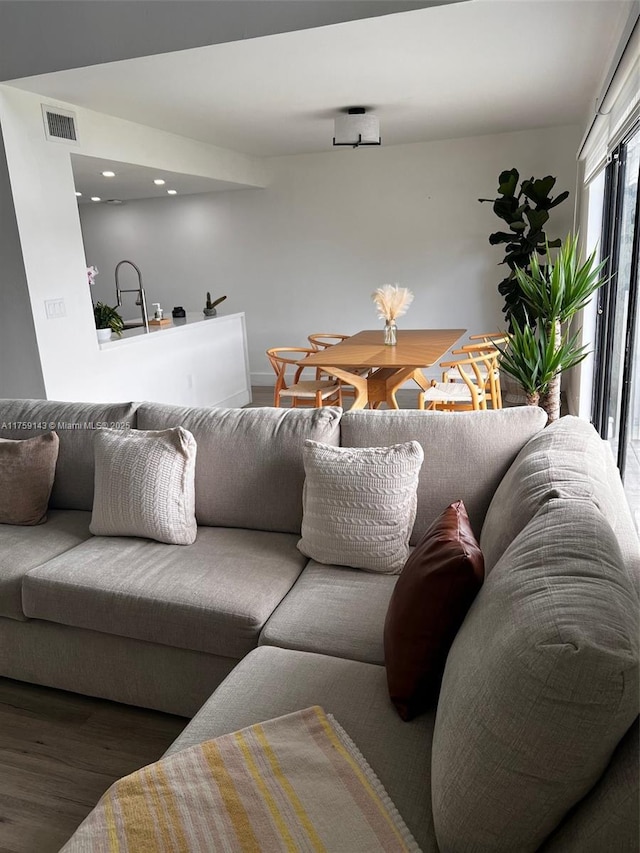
top-left (548, 190), bottom-right (570, 209)
top-left (525, 208), bottom-right (550, 232)
top-left (489, 231), bottom-right (516, 245)
top-left (522, 176), bottom-right (556, 204)
top-left (498, 169), bottom-right (519, 197)
top-left (493, 197), bottom-right (520, 222)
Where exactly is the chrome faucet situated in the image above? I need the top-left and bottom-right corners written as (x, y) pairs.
top-left (115, 260), bottom-right (149, 334)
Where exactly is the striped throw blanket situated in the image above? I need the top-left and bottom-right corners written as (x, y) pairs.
top-left (61, 706), bottom-right (420, 853)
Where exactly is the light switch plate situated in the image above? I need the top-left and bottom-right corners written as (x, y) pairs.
top-left (45, 298), bottom-right (66, 319)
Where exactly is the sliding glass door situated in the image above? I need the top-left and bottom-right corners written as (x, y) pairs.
top-left (592, 123), bottom-right (640, 528)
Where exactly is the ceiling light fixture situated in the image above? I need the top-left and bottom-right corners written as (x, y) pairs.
top-left (333, 107), bottom-right (381, 149)
top-left (75, 191), bottom-right (82, 197)
top-left (167, 189), bottom-right (177, 195)
top-left (90, 196), bottom-right (101, 202)
top-left (153, 179), bottom-right (166, 186)
top-left (101, 171), bottom-right (116, 177)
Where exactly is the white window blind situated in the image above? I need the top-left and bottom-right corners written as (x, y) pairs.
top-left (580, 17), bottom-right (639, 182)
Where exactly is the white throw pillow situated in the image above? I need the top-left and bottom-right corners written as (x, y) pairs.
top-left (298, 439), bottom-right (424, 573)
top-left (90, 427), bottom-right (197, 545)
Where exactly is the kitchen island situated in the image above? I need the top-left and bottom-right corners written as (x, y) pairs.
top-left (95, 311), bottom-right (250, 407)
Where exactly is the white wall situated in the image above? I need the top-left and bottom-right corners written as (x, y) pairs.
top-left (0, 125), bottom-right (45, 398)
top-left (83, 123), bottom-right (581, 385)
top-left (0, 84), bottom-right (266, 402)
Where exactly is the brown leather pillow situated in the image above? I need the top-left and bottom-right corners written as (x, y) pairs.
top-left (384, 500), bottom-right (484, 721)
top-left (0, 432), bottom-right (59, 525)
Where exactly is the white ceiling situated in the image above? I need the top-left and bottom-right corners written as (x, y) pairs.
top-left (71, 155), bottom-right (242, 203)
top-left (8, 0), bottom-right (633, 157)
top-left (0, 1), bottom-right (451, 81)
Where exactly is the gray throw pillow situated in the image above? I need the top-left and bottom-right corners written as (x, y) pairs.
top-left (0, 432), bottom-right (59, 525)
top-left (90, 427), bottom-right (197, 545)
top-left (431, 497), bottom-right (639, 853)
top-left (297, 439), bottom-right (424, 573)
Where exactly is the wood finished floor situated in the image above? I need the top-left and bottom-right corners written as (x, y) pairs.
top-left (0, 678), bottom-right (186, 853)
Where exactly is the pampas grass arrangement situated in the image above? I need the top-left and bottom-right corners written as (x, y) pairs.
top-left (372, 284), bottom-right (414, 321)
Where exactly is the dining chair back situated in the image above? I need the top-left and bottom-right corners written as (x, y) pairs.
top-left (307, 333), bottom-right (351, 350)
top-left (266, 347), bottom-right (342, 408)
top-left (442, 333), bottom-right (507, 408)
top-left (420, 350), bottom-right (501, 411)
top-left (307, 333), bottom-right (367, 400)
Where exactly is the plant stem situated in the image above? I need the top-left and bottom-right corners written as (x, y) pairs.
top-left (541, 318), bottom-right (562, 423)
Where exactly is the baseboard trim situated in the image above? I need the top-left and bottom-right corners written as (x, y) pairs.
top-left (216, 389), bottom-right (252, 407)
top-left (251, 372), bottom-right (275, 387)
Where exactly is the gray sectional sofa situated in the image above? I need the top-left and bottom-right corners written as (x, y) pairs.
top-left (0, 399), bottom-right (638, 852)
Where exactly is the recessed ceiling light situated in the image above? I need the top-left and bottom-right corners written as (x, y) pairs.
top-left (167, 189), bottom-right (177, 195)
top-left (75, 191), bottom-right (82, 197)
top-left (101, 171), bottom-right (116, 177)
top-left (153, 179), bottom-right (166, 186)
top-left (91, 196), bottom-right (101, 202)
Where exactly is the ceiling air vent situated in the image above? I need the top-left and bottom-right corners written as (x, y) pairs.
top-left (41, 104), bottom-right (79, 144)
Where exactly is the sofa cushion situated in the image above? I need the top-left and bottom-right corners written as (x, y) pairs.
top-left (0, 400), bottom-right (138, 510)
top-left (340, 406), bottom-right (547, 542)
top-left (384, 500), bottom-right (484, 721)
top-left (0, 616), bottom-right (237, 717)
top-left (90, 427), bottom-right (197, 545)
top-left (539, 717), bottom-right (639, 853)
top-left (23, 528), bottom-right (307, 658)
top-left (480, 415), bottom-right (640, 575)
top-left (259, 560), bottom-right (396, 665)
top-left (431, 498), bottom-right (639, 853)
top-left (136, 404), bottom-right (341, 534)
top-left (0, 432), bottom-right (59, 525)
top-left (0, 510), bottom-right (92, 620)
top-left (165, 646), bottom-right (439, 853)
top-left (298, 439), bottom-right (423, 573)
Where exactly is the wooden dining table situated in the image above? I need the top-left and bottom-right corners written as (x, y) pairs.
top-left (302, 328), bottom-right (466, 410)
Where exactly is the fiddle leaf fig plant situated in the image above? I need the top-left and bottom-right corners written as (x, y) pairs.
top-left (479, 168), bottom-right (569, 329)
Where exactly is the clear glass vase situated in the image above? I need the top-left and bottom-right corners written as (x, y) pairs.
top-left (384, 320), bottom-right (397, 346)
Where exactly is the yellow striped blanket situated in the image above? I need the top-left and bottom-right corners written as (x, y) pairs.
top-left (61, 706), bottom-right (420, 853)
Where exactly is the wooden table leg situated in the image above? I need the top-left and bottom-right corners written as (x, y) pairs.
top-left (312, 365), bottom-right (428, 410)
top-left (410, 368), bottom-right (430, 392)
top-left (320, 367), bottom-right (369, 409)
top-left (386, 367), bottom-right (420, 408)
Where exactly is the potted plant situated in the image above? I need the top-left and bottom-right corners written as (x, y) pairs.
top-left (94, 302), bottom-right (124, 342)
top-left (497, 319), bottom-right (588, 412)
top-left (203, 292), bottom-right (227, 318)
top-left (497, 234), bottom-right (607, 423)
top-left (479, 169), bottom-right (569, 330)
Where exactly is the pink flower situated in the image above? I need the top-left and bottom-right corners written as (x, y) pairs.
top-left (87, 265), bottom-right (99, 286)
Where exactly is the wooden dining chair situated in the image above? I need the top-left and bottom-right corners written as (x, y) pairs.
top-left (307, 333), bottom-right (369, 401)
top-left (307, 333), bottom-right (351, 349)
top-left (266, 347), bottom-right (342, 408)
top-left (419, 350), bottom-right (501, 411)
top-left (441, 334), bottom-right (507, 409)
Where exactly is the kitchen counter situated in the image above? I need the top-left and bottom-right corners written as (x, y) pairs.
top-left (99, 311), bottom-right (239, 349)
